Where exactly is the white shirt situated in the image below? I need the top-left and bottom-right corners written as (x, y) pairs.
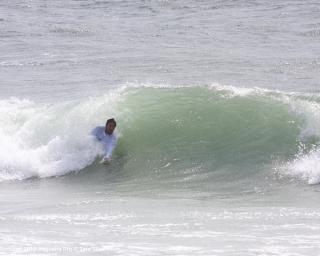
top-left (91, 126), bottom-right (117, 158)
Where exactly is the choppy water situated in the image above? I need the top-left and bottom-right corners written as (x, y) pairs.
top-left (1, 0), bottom-right (320, 255)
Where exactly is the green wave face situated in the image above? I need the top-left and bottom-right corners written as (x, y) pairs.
top-left (114, 87), bottom-right (302, 188)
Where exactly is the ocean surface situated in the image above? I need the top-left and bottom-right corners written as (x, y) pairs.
top-left (1, 0), bottom-right (320, 255)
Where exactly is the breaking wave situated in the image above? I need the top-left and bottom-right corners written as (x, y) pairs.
top-left (1, 84), bottom-right (320, 185)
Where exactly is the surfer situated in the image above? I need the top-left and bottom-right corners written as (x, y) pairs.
top-left (92, 118), bottom-right (117, 163)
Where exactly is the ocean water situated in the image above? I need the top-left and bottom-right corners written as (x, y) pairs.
top-left (1, 0), bottom-right (320, 255)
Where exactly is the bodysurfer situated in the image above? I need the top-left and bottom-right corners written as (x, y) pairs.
top-left (92, 118), bottom-right (117, 163)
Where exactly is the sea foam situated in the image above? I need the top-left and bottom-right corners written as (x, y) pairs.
top-left (0, 92), bottom-right (122, 181)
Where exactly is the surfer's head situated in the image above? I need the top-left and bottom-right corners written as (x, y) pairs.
top-left (105, 118), bottom-right (116, 135)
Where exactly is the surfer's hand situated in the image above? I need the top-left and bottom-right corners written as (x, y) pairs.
top-left (100, 156), bottom-right (111, 163)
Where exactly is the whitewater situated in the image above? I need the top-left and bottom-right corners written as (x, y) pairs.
top-left (1, 0), bottom-right (320, 255)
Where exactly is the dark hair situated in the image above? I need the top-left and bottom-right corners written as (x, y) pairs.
top-left (106, 118), bottom-right (116, 126)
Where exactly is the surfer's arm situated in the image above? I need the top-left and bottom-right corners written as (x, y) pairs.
top-left (105, 137), bottom-right (117, 159)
